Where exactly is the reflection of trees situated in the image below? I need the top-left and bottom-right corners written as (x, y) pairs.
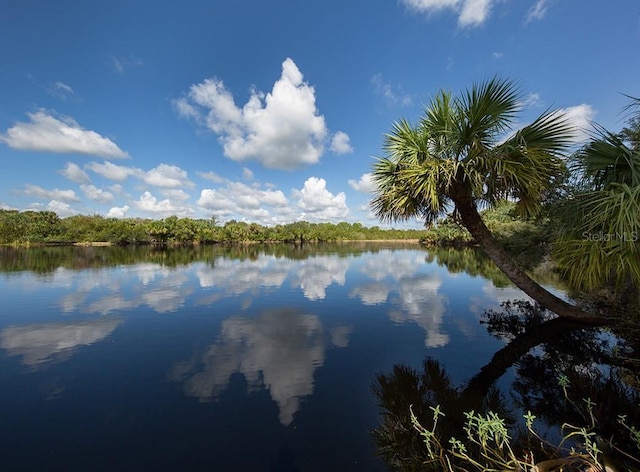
top-left (372, 360), bottom-right (512, 471)
top-left (372, 301), bottom-right (640, 471)
top-left (170, 308), bottom-right (349, 426)
top-left (0, 243), bottom-right (428, 275)
top-left (0, 318), bottom-right (122, 367)
top-left (425, 247), bottom-right (512, 287)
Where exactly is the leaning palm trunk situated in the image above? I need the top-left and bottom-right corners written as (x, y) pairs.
top-left (451, 187), bottom-right (603, 323)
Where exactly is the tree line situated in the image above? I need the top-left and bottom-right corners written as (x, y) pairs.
top-left (0, 211), bottom-right (426, 245)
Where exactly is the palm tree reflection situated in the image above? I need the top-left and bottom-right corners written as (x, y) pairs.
top-left (372, 300), bottom-right (640, 471)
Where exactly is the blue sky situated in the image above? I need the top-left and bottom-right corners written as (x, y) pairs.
top-left (1, 1), bottom-right (638, 227)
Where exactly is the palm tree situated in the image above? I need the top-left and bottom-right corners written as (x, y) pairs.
top-left (371, 77), bottom-right (601, 323)
top-left (553, 97), bottom-right (640, 294)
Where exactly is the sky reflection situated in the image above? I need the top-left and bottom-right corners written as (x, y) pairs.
top-left (0, 317), bottom-right (122, 367)
top-left (170, 307), bottom-right (340, 426)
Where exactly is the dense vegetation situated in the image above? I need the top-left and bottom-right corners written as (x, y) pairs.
top-left (0, 211), bottom-right (426, 245)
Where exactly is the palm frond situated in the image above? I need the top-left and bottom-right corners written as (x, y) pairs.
top-left (458, 77), bottom-right (521, 154)
top-left (506, 109), bottom-right (575, 155)
top-left (553, 238), bottom-right (640, 292)
top-left (572, 125), bottom-right (640, 189)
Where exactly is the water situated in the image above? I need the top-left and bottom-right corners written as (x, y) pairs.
top-left (0, 244), bottom-right (629, 471)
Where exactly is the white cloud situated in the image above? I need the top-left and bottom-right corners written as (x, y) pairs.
top-left (85, 161), bottom-right (141, 181)
top-left (371, 74), bottom-right (412, 107)
top-left (143, 163), bottom-right (194, 188)
top-left (80, 184), bottom-right (114, 204)
top-left (175, 58), bottom-right (329, 170)
top-left (23, 184), bottom-right (79, 202)
top-left (558, 104), bottom-right (596, 144)
top-left (44, 200), bottom-right (77, 217)
top-left (522, 92), bottom-right (541, 108)
top-left (329, 131), bottom-right (353, 154)
top-left (348, 173), bottom-right (376, 193)
top-left (0, 110), bottom-right (128, 158)
top-left (197, 182), bottom-right (289, 223)
top-left (292, 177), bottom-right (349, 221)
top-left (133, 191), bottom-right (194, 217)
top-left (197, 171), bottom-right (227, 184)
top-left (109, 184), bottom-right (124, 194)
top-left (458, 0), bottom-right (491, 27)
top-left (161, 189), bottom-right (191, 201)
top-left (526, 0), bottom-right (549, 23)
top-left (501, 102), bottom-right (595, 147)
top-left (106, 205), bottom-right (129, 218)
top-left (242, 167), bottom-right (254, 180)
top-left (59, 162), bottom-right (90, 183)
top-left (401, 0), bottom-right (494, 27)
top-left (492, 51), bottom-right (503, 60)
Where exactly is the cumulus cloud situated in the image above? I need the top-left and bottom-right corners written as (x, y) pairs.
top-left (161, 189), bottom-right (191, 201)
top-left (80, 184), bottom-right (114, 204)
top-left (175, 58), bottom-right (329, 170)
top-left (198, 182), bottom-right (289, 223)
top-left (292, 177), bottom-right (349, 221)
top-left (85, 161), bottom-right (141, 181)
top-left (23, 184), bottom-right (79, 202)
top-left (143, 163), bottom-right (194, 188)
top-left (401, 0), bottom-right (494, 27)
top-left (133, 191), bottom-right (194, 217)
top-left (348, 173), bottom-right (376, 193)
top-left (59, 162), bottom-right (90, 183)
top-left (28, 200), bottom-right (78, 217)
top-left (107, 205), bottom-right (129, 218)
top-left (0, 110), bottom-right (128, 158)
top-left (329, 131), bottom-right (354, 154)
top-left (371, 74), bottom-right (412, 107)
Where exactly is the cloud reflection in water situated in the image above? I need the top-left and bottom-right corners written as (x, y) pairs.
top-left (171, 308), bottom-right (346, 426)
top-left (0, 317), bottom-right (122, 366)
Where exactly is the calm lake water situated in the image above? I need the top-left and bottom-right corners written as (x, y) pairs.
top-left (0, 243), bottom-right (631, 471)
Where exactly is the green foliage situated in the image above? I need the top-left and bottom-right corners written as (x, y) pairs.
top-left (422, 201), bottom-right (549, 268)
top-left (0, 210), bottom-right (426, 246)
top-left (552, 97), bottom-right (640, 294)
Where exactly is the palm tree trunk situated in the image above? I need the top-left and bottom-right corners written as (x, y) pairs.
top-left (451, 191), bottom-right (604, 324)
top-left (459, 317), bottom-right (584, 406)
